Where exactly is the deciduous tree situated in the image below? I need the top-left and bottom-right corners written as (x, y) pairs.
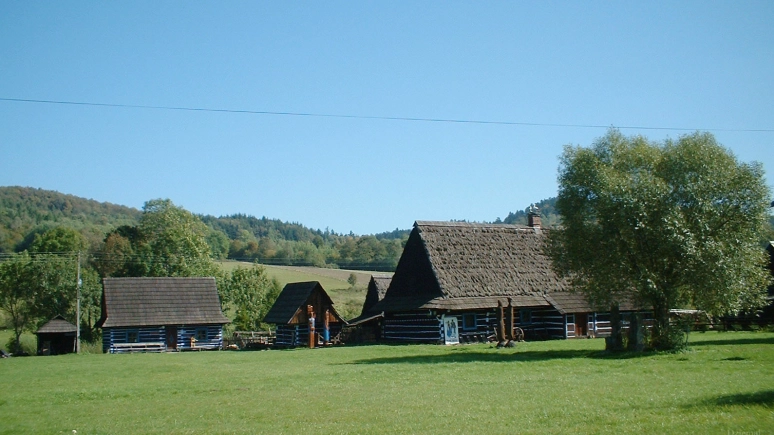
top-left (550, 130), bottom-right (771, 350)
top-left (0, 253), bottom-right (35, 353)
top-left (223, 264), bottom-right (280, 331)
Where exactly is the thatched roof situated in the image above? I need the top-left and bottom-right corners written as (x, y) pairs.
top-left (98, 277), bottom-right (229, 328)
top-left (36, 315), bottom-right (76, 334)
top-left (373, 221), bottom-right (569, 312)
top-left (263, 281), bottom-right (345, 325)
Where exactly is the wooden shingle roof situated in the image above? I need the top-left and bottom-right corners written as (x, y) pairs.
top-left (360, 274), bottom-right (392, 316)
top-left (544, 292), bottom-right (593, 314)
top-left (373, 221), bottom-right (568, 312)
top-left (99, 277), bottom-right (229, 328)
top-left (546, 291), bottom-right (642, 314)
top-left (36, 315), bottom-right (76, 334)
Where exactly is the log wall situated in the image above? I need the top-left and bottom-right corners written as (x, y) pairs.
top-left (383, 312), bottom-right (444, 343)
top-left (381, 308), bottom-right (653, 343)
top-left (102, 325), bottom-right (224, 353)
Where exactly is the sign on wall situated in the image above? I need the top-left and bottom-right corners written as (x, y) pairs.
top-left (443, 315), bottom-right (459, 345)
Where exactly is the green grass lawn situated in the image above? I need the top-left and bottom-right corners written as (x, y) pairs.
top-left (1, 331), bottom-right (772, 434)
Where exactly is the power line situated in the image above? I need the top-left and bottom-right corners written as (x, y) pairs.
top-left (2, 97), bottom-right (772, 133)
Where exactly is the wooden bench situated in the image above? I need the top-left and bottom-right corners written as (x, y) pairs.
top-left (110, 342), bottom-right (165, 353)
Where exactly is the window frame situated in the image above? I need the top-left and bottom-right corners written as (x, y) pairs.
top-left (462, 313), bottom-right (477, 331)
top-left (520, 309), bottom-right (532, 325)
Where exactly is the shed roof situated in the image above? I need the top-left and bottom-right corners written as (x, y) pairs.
top-left (98, 277), bottom-right (229, 328)
top-left (373, 221), bottom-right (569, 312)
top-left (36, 315), bottom-right (76, 334)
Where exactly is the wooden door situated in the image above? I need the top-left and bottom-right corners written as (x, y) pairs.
top-left (166, 326), bottom-right (177, 350)
top-left (575, 314), bottom-right (588, 337)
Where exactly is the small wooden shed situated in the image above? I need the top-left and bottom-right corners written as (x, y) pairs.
top-left (263, 281), bottom-right (346, 347)
top-left (36, 315), bottom-right (76, 355)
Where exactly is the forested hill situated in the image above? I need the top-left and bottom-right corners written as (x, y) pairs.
top-left (198, 214), bottom-right (410, 270)
top-left (0, 186), bottom-right (141, 252)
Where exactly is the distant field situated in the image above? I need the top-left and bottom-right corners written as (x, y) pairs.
top-left (219, 261), bottom-right (390, 320)
top-left (1, 331), bottom-right (772, 434)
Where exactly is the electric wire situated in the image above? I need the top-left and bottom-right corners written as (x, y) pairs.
top-left (2, 97), bottom-right (772, 133)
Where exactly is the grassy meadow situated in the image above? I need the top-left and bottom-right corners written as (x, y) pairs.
top-left (1, 331), bottom-right (772, 434)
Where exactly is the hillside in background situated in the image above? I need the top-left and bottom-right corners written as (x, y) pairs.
top-left (499, 197), bottom-right (560, 227)
top-left (0, 186), bottom-right (141, 253)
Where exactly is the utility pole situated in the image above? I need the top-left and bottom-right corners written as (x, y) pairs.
top-left (76, 251), bottom-right (81, 354)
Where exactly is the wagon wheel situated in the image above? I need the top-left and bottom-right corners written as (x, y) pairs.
top-left (513, 327), bottom-right (525, 342)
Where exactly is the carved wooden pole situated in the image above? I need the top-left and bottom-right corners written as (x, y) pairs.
top-left (497, 300), bottom-right (506, 346)
top-left (323, 308), bottom-right (331, 345)
top-left (307, 305), bottom-right (316, 349)
top-left (506, 297), bottom-right (514, 342)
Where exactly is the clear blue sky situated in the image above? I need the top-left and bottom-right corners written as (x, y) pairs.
top-left (1, 2), bottom-right (772, 235)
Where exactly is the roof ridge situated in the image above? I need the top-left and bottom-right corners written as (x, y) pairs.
top-left (414, 220), bottom-right (531, 230)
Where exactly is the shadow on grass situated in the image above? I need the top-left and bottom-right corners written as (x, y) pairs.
top-left (685, 390), bottom-right (774, 409)
top-left (347, 348), bottom-right (655, 365)
top-left (688, 336), bottom-right (774, 347)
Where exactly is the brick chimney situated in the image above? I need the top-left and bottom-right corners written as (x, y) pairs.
top-left (527, 204), bottom-right (541, 229)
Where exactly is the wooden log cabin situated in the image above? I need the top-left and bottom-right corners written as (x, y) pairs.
top-left (263, 281), bottom-right (346, 347)
top-left (370, 217), bottom-right (647, 344)
top-left (97, 277), bottom-right (229, 353)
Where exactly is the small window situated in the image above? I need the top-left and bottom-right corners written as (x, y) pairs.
top-left (196, 328), bottom-right (208, 341)
top-left (127, 331), bottom-right (139, 343)
top-left (567, 314), bottom-right (575, 324)
top-left (520, 309), bottom-right (532, 325)
top-left (462, 313), bottom-right (477, 331)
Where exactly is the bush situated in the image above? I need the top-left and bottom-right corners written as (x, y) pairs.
top-left (79, 338), bottom-right (104, 354)
top-left (4, 335), bottom-right (35, 356)
top-left (651, 324), bottom-right (689, 352)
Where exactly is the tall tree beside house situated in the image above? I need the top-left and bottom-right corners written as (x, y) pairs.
top-left (549, 129), bottom-right (772, 350)
top-left (0, 252), bottom-right (36, 353)
top-left (95, 199), bottom-right (220, 279)
top-left (136, 199), bottom-right (220, 277)
top-left (222, 264), bottom-right (281, 331)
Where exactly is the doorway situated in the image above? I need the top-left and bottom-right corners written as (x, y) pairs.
top-left (166, 326), bottom-right (178, 350)
top-left (575, 313), bottom-right (588, 337)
